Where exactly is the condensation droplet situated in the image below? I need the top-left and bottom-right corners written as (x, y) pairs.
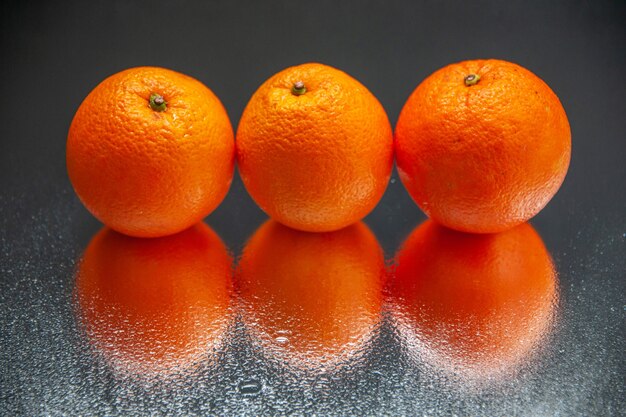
top-left (275, 336), bottom-right (289, 344)
top-left (238, 379), bottom-right (262, 395)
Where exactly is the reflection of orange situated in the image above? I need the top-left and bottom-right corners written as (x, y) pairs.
top-left (390, 220), bottom-right (557, 381)
top-left (75, 223), bottom-right (232, 378)
top-left (236, 220), bottom-right (385, 371)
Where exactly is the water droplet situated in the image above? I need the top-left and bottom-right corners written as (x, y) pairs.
top-left (238, 379), bottom-right (262, 395)
top-left (390, 178), bottom-right (397, 184)
top-left (275, 336), bottom-right (289, 344)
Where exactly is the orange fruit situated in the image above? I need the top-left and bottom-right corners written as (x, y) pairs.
top-left (236, 63), bottom-right (393, 232)
top-left (75, 222), bottom-right (232, 378)
top-left (67, 66), bottom-right (234, 238)
top-left (390, 220), bottom-right (557, 381)
top-left (395, 59), bottom-right (571, 233)
top-left (236, 220), bottom-right (385, 371)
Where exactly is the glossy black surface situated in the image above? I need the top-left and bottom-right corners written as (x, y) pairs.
top-left (1, 1), bottom-right (624, 415)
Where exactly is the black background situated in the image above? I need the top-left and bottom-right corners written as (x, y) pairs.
top-left (1, 1), bottom-right (624, 415)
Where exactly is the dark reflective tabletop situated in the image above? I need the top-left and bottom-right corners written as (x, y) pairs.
top-left (1, 1), bottom-right (624, 415)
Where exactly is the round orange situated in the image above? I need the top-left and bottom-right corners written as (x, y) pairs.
top-left (236, 220), bottom-right (385, 371)
top-left (395, 59), bottom-right (571, 233)
top-left (390, 220), bottom-right (557, 380)
top-left (236, 63), bottom-right (393, 232)
top-left (75, 222), bottom-right (232, 378)
top-left (67, 66), bottom-right (234, 238)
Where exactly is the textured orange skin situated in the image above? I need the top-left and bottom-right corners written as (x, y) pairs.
top-left (395, 59), bottom-right (571, 233)
top-left (236, 220), bottom-right (385, 369)
top-left (236, 63), bottom-right (393, 232)
top-left (75, 222), bottom-right (232, 377)
top-left (391, 220), bottom-right (556, 377)
top-left (67, 67), bottom-right (235, 238)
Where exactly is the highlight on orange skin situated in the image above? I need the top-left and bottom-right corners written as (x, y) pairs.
top-left (236, 220), bottom-right (385, 372)
top-left (74, 222), bottom-right (232, 379)
top-left (389, 220), bottom-right (558, 383)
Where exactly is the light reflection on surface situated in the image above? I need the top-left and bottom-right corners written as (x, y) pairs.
top-left (389, 220), bottom-right (558, 385)
top-left (74, 223), bottom-right (232, 380)
top-left (236, 220), bottom-right (385, 373)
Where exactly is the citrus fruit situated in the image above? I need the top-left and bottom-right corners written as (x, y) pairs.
top-left (390, 220), bottom-right (557, 381)
top-left (236, 63), bottom-right (393, 232)
top-left (67, 66), bottom-right (234, 238)
top-left (75, 222), bottom-right (232, 378)
top-left (236, 220), bottom-right (385, 371)
top-left (395, 59), bottom-right (571, 233)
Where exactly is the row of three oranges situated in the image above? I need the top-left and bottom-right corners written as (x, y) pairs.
top-left (67, 61), bottom-right (571, 238)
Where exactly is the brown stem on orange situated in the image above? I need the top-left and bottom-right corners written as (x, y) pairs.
top-left (291, 81), bottom-right (306, 96)
top-left (464, 74), bottom-right (481, 86)
top-left (149, 93), bottom-right (167, 111)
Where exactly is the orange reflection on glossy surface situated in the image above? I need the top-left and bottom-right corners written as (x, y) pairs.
top-left (74, 223), bottom-right (232, 379)
top-left (390, 220), bottom-right (557, 382)
top-left (236, 220), bottom-right (385, 372)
